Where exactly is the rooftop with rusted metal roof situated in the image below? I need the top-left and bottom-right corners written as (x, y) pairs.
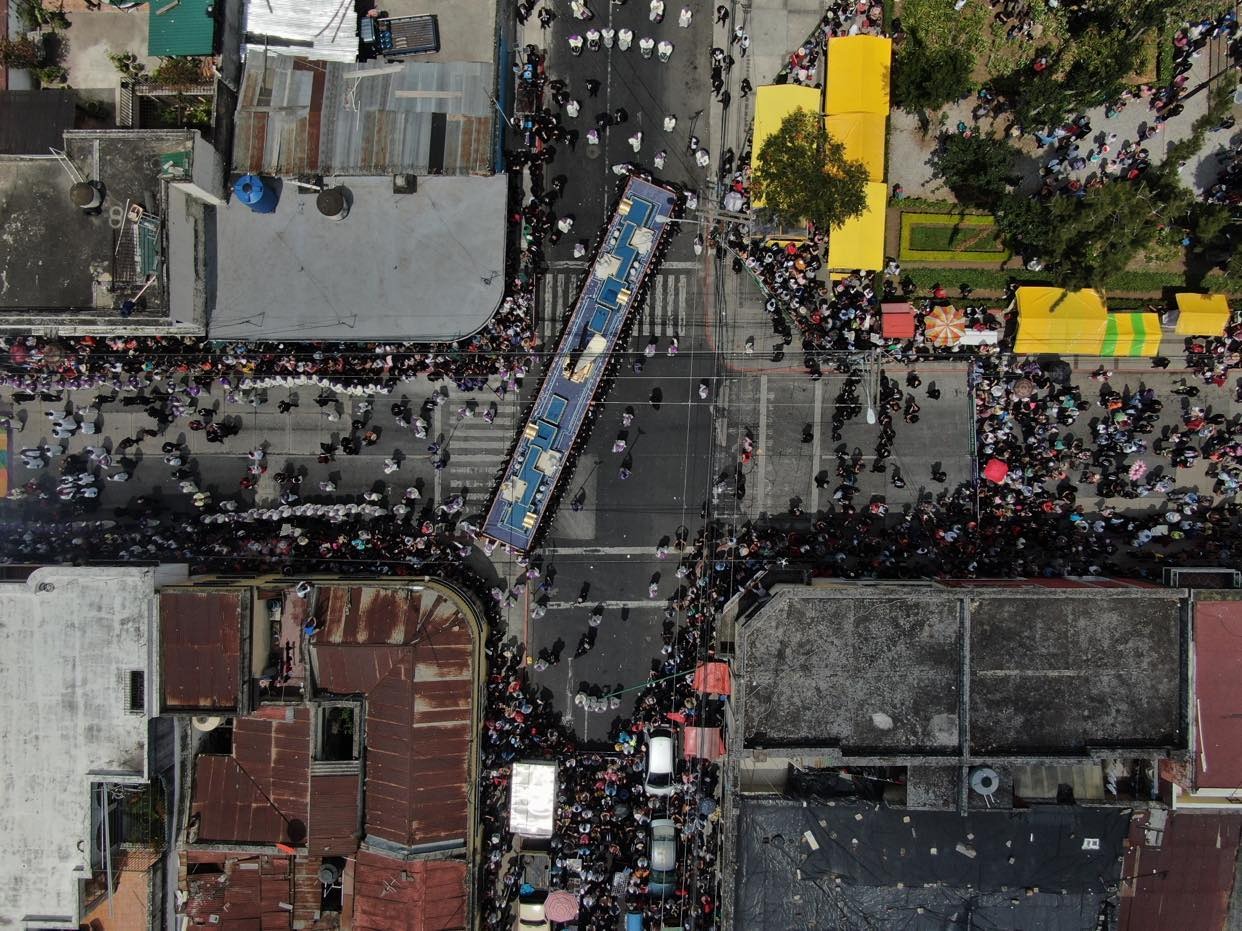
top-left (160, 589), bottom-right (244, 712)
top-left (312, 583), bottom-right (479, 853)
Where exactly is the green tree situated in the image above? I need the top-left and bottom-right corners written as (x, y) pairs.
top-left (932, 133), bottom-right (1020, 209)
top-left (892, 39), bottom-right (974, 113)
top-left (1042, 182), bottom-right (1166, 289)
top-left (995, 192), bottom-right (1053, 257)
top-left (752, 107), bottom-right (870, 231)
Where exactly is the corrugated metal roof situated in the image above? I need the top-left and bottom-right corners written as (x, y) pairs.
top-left (193, 755), bottom-right (288, 844)
top-left (1119, 811), bottom-right (1242, 931)
top-left (234, 708), bottom-right (313, 840)
top-left (160, 589), bottom-right (242, 711)
top-left (148, 0), bottom-right (217, 58)
top-left (312, 585), bottom-right (476, 850)
top-left (243, 0), bottom-right (359, 62)
top-left (351, 852), bottom-right (467, 931)
top-left (232, 51), bottom-right (494, 176)
top-left (1194, 600), bottom-right (1242, 789)
top-left (308, 773), bottom-right (361, 855)
top-left (191, 706), bottom-right (312, 845)
top-left (182, 854), bottom-right (293, 930)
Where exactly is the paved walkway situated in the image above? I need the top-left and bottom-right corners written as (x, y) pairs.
top-left (888, 29), bottom-right (1238, 199)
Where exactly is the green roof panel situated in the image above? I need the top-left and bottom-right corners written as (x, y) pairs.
top-left (148, 0), bottom-right (216, 58)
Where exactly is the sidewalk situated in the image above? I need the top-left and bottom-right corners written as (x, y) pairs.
top-left (887, 29), bottom-right (1235, 199)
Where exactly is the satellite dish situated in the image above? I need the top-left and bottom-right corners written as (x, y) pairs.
top-left (192, 715), bottom-right (223, 732)
top-left (970, 767), bottom-right (1000, 797)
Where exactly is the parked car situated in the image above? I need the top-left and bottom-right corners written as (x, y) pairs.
top-left (643, 727), bottom-right (675, 796)
top-left (648, 818), bottom-right (678, 897)
top-left (514, 893), bottom-right (550, 930)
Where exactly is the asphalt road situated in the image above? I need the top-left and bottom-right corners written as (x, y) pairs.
top-left (538, 0), bottom-right (714, 265)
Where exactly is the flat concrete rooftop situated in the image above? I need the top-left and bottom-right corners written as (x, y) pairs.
top-left (0, 567), bottom-right (159, 927)
top-left (737, 584), bottom-right (1186, 758)
top-left (0, 132), bottom-right (193, 322)
top-left (206, 174), bottom-right (506, 341)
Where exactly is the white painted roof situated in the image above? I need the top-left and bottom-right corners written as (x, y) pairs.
top-left (0, 567), bottom-right (160, 926)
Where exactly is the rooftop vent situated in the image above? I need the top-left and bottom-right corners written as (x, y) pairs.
top-left (970, 767), bottom-right (1000, 798)
top-left (316, 186), bottom-right (350, 220)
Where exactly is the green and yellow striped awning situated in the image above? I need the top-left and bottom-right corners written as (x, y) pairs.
top-left (1101, 312), bottom-right (1163, 357)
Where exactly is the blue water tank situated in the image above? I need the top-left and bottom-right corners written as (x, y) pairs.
top-left (234, 174), bottom-right (278, 213)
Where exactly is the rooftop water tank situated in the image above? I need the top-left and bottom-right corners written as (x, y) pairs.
top-left (70, 181), bottom-right (103, 211)
top-left (234, 174), bottom-right (278, 213)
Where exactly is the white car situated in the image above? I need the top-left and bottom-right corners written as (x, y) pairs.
top-left (644, 727), bottom-right (676, 796)
top-left (514, 897), bottom-right (550, 930)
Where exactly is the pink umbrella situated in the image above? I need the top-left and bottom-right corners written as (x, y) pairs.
top-left (544, 890), bottom-right (579, 923)
top-left (1128, 460), bottom-right (1148, 481)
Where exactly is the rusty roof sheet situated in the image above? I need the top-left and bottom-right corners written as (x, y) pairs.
top-left (308, 773), bottom-right (361, 856)
top-left (160, 589), bottom-right (243, 711)
top-left (193, 756), bottom-right (287, 845)
top-left (1119, 811), bottom-right (1242, 931)
top-left (1194, 600), bottom-right (1242, 789)
top-left (351, 851), bottom-right (467, 931)
top-left (192, 707), bottom-right (312, 846)
top-left (313, 585), bottom-right (476, 851)
top-left (182, 854), bottom-right (293, 930)
top-left (233, 52), bottom-right (494, 177)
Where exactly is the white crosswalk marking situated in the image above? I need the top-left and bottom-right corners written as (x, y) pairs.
top-left (537, 267), bottom-right (699, 344)
top-left (442, 393), bottom-right (526, 492)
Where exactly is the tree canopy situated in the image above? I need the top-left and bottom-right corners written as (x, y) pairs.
top-left (752, 107), bottom-right (870, 232)
top-left (997, 182), bottom-right (1170, 290)
top-left (892, 39), bottom-right (974, 113)
top-left (932, 133), bottom-right (1020, 209)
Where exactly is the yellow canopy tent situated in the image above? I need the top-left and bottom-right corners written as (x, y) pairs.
top-left (824, 112), bottom-right (886, 181)
top-left (750, 84), bottom-right (822, 209)
top-left (827, 181), bottom-right (887, 271)
top-left (1101, 312), bottom-right (1163, 357)
top-left (825, 36), bottom-right (892, 115)
top-left (1012, 287), bottom-right (1109, 355)
top-left (1173, 293), bottom-right (1231, 336)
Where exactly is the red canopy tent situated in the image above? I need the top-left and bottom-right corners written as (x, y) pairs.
top-left (683, 726), bottom-right (725, 760)
top-left (692, 661), bottom-right (732, 696)
top-left (881, 302), bottom-right (916, 339)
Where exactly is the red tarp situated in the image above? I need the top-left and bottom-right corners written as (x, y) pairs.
top-left (983, 458), bottom-right (1009, 483)
top-left (692, 661), bottom-right (732, 696)
top-left (881, 303), bottom-right (916, 338)
top-left (683, 726), bottom-right (725, 760)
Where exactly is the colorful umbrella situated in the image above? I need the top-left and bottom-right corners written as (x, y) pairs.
top-left (544, 891), bottom-right (579, 923)
top-left (1129, 460), bottom-right (1148, 481)
top-left (1012, 377), bottom-right (1036, 399)
top-left (924, 305), bottom-right (967, 347)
